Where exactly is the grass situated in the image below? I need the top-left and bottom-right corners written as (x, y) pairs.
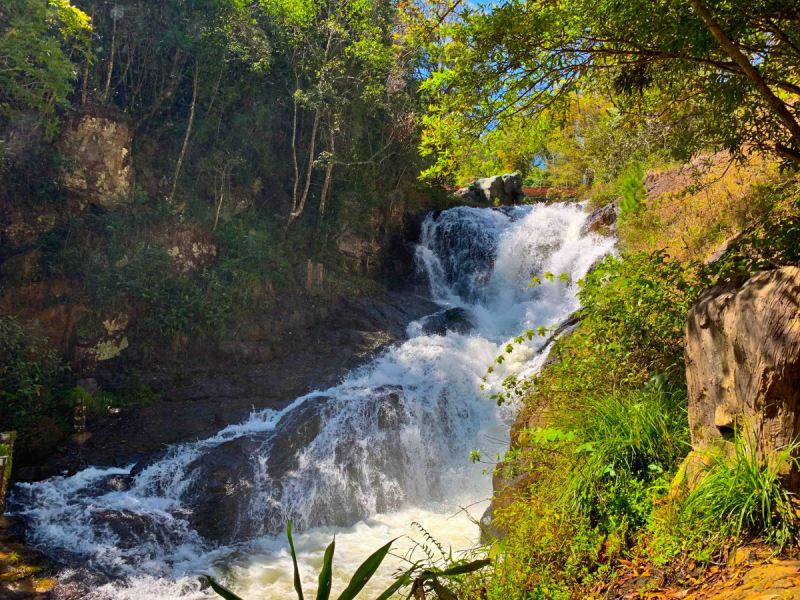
top-left (618, 152), bottom-right (781, 262)
top-left (679, 431), bottom-right (800, 548)
top-left (561, 383), bottom-right (689, 530)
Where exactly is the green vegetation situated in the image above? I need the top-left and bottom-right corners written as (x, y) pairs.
top-left (420, 0), bottom-right (800, 181)
top-left (0, 0), bottom-right (91, 137)
top-left (463, 185), bottom-right (800, 598)
top-left (205, 520), bottom-right (489, 600)
top-left (0, 315), bottom-right (64, 436)
top-left (0, 0), bottom-right (448, 442)
top-left (679, 431), bottom-right (800, 549)
top-left (0, 433), bottom-right (15, 480)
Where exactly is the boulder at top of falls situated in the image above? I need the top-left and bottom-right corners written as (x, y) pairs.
top-left (681, 266), bottom-right (800, 491)
top-left (422, 307), bottom-right (476, 336)
top-left (580, 201), bottom-right (619, 236)
top-left (456, 172), bottom-right (525, 206)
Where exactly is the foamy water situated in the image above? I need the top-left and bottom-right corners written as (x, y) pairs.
top-left (10, 203), bottom-right (614, 599)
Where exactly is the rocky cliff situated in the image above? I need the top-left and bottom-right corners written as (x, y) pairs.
top-left (682, 266), bottom-right (800, 490)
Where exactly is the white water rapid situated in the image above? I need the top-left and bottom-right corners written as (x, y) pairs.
top-left (9, 203), bottom-right (614, 599)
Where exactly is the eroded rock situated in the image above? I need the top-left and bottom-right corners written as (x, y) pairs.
top-left (165, 227), bottom-right (218, 275)
top-left (683, 266), bottom-right (800, 490)
top-left (60, 115), bottom-right (134, 210)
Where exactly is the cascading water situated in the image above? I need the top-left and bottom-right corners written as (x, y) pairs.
top-left (9, 203), bottom-right (614, 599)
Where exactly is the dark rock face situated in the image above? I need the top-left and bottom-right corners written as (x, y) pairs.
top-left (580, 201), bottom-right (618, 236)
top-left (682, 266), bottom-right (800, 491)
top-left (421, 308), bottom-right (476, 336)
top-left (182, 432), bottom-right (272, 542)
top-left (180, 385), bottom-right (416, 543)
top-left (37, 291), bottom-right (440, 479)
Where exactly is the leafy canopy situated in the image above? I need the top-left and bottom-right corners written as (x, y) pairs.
top-left (0, 0), bottom-right (91, 137)
top-left (420, 0), bottom-right (800, 179)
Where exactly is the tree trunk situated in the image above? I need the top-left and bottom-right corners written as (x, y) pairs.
top-left (136, 48), bottom-right (183, 130)
top-left (291, 78), bottom-right (301, 214)
top-left (283, 109), bottom-right (320, 233)
top-left (690, 0), bottom-right (800, 162)
top-left (317, 132), bottom-right (335, 228)
top-left (103, 8), bottom-right (118, 102)
top-left (284, 29), bottom-right (335, 234)
top-left (167, 63), bottom-right (198, 205)
top-left (82, 6), bottom-right (95, 105)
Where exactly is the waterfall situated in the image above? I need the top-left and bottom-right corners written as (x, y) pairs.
top-left (8, 203), bottom-right (614, 599)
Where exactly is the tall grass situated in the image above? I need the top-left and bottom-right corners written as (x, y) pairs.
top-left (679, 431), bottom-right (799, 547)
top-left (558, 381), bottom-right (689, 531)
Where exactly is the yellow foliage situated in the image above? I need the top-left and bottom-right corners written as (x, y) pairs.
top-left (619, 152), bottom-right (785, 262)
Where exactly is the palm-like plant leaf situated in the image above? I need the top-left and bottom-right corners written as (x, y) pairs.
top-left (204, 575), bottom-right (246, 600)
top-left (316, 538), bottom-right (336, 600)
top-left (374, 562), bottom-right (420, 600)
top-left (335, 539), bottom-right (394, 600)
top-left (287, 520), bottom-right (305, 600)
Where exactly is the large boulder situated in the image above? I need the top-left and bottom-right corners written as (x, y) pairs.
top-left (180, 385), bottom-right (417, 543)
top-left (479, 175), bottom-right (504, 203)
top-left (60, 114), bottom-right (135, 210)
top-left (472, 173), bottom-right (524, 205)
top-left (421, 307), bottom-right (475, 336)
top-left (580, 201), bottom-right (618, 236)
top-left (683, 266), bottom-right (800, 489)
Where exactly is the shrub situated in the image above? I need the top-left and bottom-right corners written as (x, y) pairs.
top-left (0, 314), bottom-right (64, 435)
top-left (618, 164), bottom-right (646, 219)
top-left (561, 381), bottom-right (689, 532)
top-left (206, 521), bottom-right (490, 600)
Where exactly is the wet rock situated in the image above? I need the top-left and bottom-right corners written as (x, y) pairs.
top-left (0, 516), bottom-right (60, 599)
top-left (421, 308), bottom-right (475, 336)
top-left (266, 396), bottom-right (330, 478)
top-left (184, 396), bottom-right (330, 541)
top-left (183, 434), bottom-right (269, 542)
top-left (580, 201), bottom-right (618, 236)
top-left (682, 266), bottom-right (800, 491)
top-left (376, 389), bottom-right (408, 430)
top-left (15, 418), bottom-right (65, 465)
top-left (129, 451), bottom-right (168, 479)
top-left (88, 509), bottom-right (181, 551)
top-left (102, 475), bottom-right (131, 493)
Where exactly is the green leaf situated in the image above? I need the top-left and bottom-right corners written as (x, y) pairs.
top-left (316, 538), bottom-right (335, 600)
top-left (287, 520), bottom-right (305, 600)
top-left (437, 558), bottom-right (491, 577)
top-left (489, 542), bottom-right (502, 560)
top-left (205, 576), bottom-right (246, 600)
top-left (335, 538), bottom-right (394, 600)
top-left (428, 579), bottom-right (458, 600)
top-left (374, 562), bottom-right (419, 600)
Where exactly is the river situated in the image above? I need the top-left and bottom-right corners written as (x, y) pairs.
top-left (9, 202), bottom-right (614, 599)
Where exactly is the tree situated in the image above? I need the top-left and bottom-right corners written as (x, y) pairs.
top-left (420, 0), bottom-right (800, 179)
top-left (0, 0), bottom-right (92, 139)
top-left (263, 0), bottom-right (403, 232)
